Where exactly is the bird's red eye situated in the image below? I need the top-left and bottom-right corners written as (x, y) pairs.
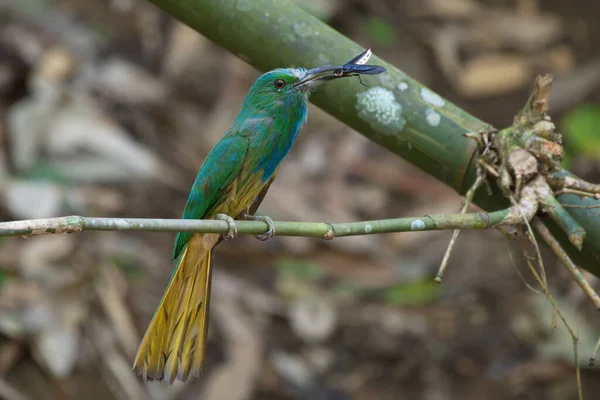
top-left (274, 79), bottom-right (285, 89)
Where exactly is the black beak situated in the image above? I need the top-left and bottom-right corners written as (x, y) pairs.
top-left (293, 65), bottom-right (348, 88)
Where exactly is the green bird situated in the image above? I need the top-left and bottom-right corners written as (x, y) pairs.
top-left (133, 51), bottom-right (385, 383)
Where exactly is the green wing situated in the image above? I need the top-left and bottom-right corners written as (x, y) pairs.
top-left (172, 133), bottom-right (248, 260)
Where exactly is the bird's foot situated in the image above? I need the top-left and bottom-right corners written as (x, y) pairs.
top-left (239, 213), bottom-right (276, 241)
top-left (214, 213), bottom-right (237, 240)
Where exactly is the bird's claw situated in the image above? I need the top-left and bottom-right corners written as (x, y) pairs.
top-left (254, 215), bottom-right (276, 241)
top-left (238, 213), bottom-right (276, 241)
top-left (214, 213), bottom-right (237, 240)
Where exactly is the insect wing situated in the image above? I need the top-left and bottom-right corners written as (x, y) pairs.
top-left (341, 64), bottom-right (386, 75)
top-left (345, 48), bottom-right (372, 66)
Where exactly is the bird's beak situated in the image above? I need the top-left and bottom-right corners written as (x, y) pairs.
top-left (293, 66), bottom-right (347, 90)
top-left (293, 64), bottom-right (387, 90)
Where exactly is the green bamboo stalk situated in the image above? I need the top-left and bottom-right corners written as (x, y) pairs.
top-left (0, 210), bottom-right (515, 238)
top-left (148, 0), bottom-right (486, 191)
top-left (148, 0), bottom-right (600, 276)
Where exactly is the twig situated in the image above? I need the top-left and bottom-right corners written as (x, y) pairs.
top-left (477, 159), bottom-right (499, 178)
top-left (590, 335), bottom-right (600, 367)
top-left (562, 204), bottom-right (600, 209)
top-left (0, 210), bottom-right (524, 239)
top-left (555, 188), bottom-right (600, 199)
top-left (574, 337), bottom-right (584, 400)
top-left (533, 218), bottom-right (600, 310)
top-left (435, 172), bottom-right (486, 283)
top-left (521, 221), bottom-right (576, 337)
top-left (521, 212), bottom-right (582, 400)
top-left (506, 240), bottom-right (541, 295)
top-left (548, 174), bottom-right (600, 195)
top-left (515, 194), bottom-right (548, 289)
top-left (537, 186), bottom-right (586, 251)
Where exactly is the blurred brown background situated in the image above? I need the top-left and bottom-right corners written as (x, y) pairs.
top-left (0, 0), bottom-right (599, 399)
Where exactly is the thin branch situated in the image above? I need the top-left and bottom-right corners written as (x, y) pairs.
top-left (0, 209), bottom-right (520, 239)
top-left (435, 170), bottom-right (486, 283)
top-left (574, 337), bottom-right (584, 400)
top-left (591, 335), bottom-right (600, 367)
top-left (548, 174), bottom-right (600, 195)
top-left (521, 219), bottom-right (583, 400)
top-left (562, 204), bottom-right (600, 209)
top-left (506, 240), bottom-right (541, 295)
top-left (533, 218), bottom-right (600, 310)
top-left (538, 185), bottom-right (586, 251)
top-left (514, 192), bottom-right (547, 288)
top-left (555, 188), bottom-right (600, 199)
top-left (521, 223), bottom-right (576, 338)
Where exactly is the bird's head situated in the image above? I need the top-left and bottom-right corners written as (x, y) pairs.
top-left (246, 66), bottom-right (346, 100)
top-left (238, 51), bottom-right (386, 120)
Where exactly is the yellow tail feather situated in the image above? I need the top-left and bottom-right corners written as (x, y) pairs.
top-left (133, 233), bottom-right (218, 383)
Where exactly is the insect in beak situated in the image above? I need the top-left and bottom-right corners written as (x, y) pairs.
top-left (294, 48), bottom-right (386, 89)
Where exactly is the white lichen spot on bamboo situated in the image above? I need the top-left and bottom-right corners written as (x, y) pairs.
top-left (425, 107), bottom-right (441, 127)
top-left (236, 0), bottom-right (252, 12)
top-left (411, 220), bottom-right (426, 230)
top-left (365, 224), bottom-right (373, 233)
top-left (398, 82), bottom-right (408, 91)
top-left (420, 88), bottom-right (445, 107)
top-left (294, 22), bottom-right (312, 37)
top-left (356, 87), bottom-right (406, 135)
top-left (378, 73), bottom-right (395, 89)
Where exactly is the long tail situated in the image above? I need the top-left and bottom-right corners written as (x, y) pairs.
top-left (133, 233), bottom-right (219, 383)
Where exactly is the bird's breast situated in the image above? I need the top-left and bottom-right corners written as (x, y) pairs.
top-left (252, 115), bottom-right (306, 182)
top-left (214, 170), bottom-right (265, 217)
